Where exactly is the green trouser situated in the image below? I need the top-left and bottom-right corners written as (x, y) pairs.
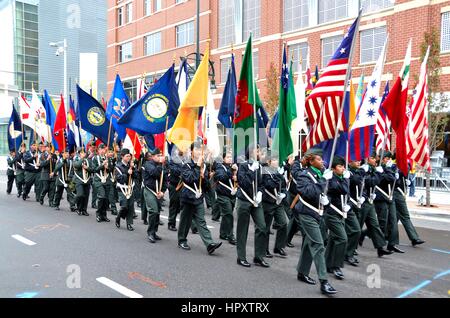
top-left (49, 180), bottom-right (56, 206)
top-left (34, 174), bottom-right (42, 200)
top-left (75, 183), bottom-right (90, 212)
top-left (320, 217), bottom-right (328, 244)
top-left (91, 183), bottom-right (98, 207)
top-left (53, 184), bottom-right (75, 209)
top-left (205, 186), bottom-right (216, 210)
top-left (217, 194), bottom-right (236, 240)
top-left (40, 179), bottom-right (56, 204)
top-left (394, 191), bottom-right (419, 241)
top-left (344, 212), bottom-right (361, 259)
top-left (235, 198), bottom-right (267, 262)
top-left (212, 194), bottom-right (222, 221)
top-left (262, 202), bottom-right (287, 251)
top-left (140, 187), bottom-right (147, 221)
top-left (286, 193), bottom-right (305, 244)
top-left (374, 200), bottom-right (399, 246)
top-left (297, 214), bottom-right (328, 281)
top-left (178, 201), bottom-right (214, 248)
top-left (16, 171), bottom-right (25, 195)
top-left (95, 184), bottom-right (110, 218)
top-left (323, 212), bottom-right (347, 269)
top-left (109, 183), bottom-right (118, 212)
top-left (359, 202), bottom-right (386, 249)
top-left (168, 184), bottom-right (181, 226)
top-left (118, 191), bottom-right (135, 225)
top-left (23, 171), bottom-right (38, 198)
top-left (144, 188), bottom-right (160, 236)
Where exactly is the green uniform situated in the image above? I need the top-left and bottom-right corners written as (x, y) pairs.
top-left (6, 155), bottom-right (16, 194)
top-left (92, 154), bottom-right (112, 220)
top-left (73, 156), bottom-right (92, 214)
top-left (345, 166), bottom-right (364, 259)
top-left (115, 160), bottom-right (138, 226)
top-left (394, 178), bottom-right (420, 242)
top-left (15, 152), bottom-right (25, 196)
top-left (53, 157), bottom-right (73, 209)
top-left (39, 152), bottom-right (57, 206)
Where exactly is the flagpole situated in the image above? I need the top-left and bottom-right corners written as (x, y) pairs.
top-left (250, 33), bottom-right (258, 201)
top-left (324, 10), bottom-right (362, 197)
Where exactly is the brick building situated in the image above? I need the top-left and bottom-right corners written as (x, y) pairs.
top-left (107, 0), bottom-right (450, 110)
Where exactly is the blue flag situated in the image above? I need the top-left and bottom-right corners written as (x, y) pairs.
top-left (118, 64), bottom-right (180, 136)
top-left (28, 128), bottom-right (34, 148)
top-left (42, 90), bottom-right (59, 148)
top-left (269, 110), bottom-right (279, 139)
top-left (218, 55), bottom-right (237, 128)
top-left (107, 74), bottom-right (130, 141)
top-left (77, 85), bottom-right (114, 145)
top-left (8, 105), bottom-right (23, 151)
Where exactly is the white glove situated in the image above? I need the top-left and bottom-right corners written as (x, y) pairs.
top-left (343, 170), bottom-right (351, 179)
top-left (277, 167), bottom-right (285, 175)
top-left (395, 173), bottom-right (399, 180)
top-left (386, 160), bottom-right (393, 168)
top-left (323, 169), bottom-right (333, 180)
top-left (358, 196), bottom-right (366, 205)
top-left (249, 161), bottom-right (259, 172)
top-left (370, 193), bottom-right (377, 201)
top-left (320, 194), bottom-right (330, 206)
top-left (406, 179), bottom-right (411, 186)
top-left (255, 191), bottom-right (263, 205)
top-left (343, 204), bottom-right (351, 213)
top-left (195, 191), bottom-right (202, 199)
top-left (278, 193), bottom-right (286, 201)
top-left (376, 166), bottom-right (384, 173)
top-left (361, 164), bottom-right (369, 173)
top-left (231, 188), bottom-right (238, 196)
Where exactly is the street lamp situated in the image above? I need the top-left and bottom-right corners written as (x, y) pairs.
top-left (49, 39), bottom-right (68, 111)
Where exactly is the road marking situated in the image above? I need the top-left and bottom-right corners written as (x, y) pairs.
top-left (433, 269), bottom-right (450, 280)
top-left (16, 292), bottom-right (39, 298)
top-left (397, 280), bottom-right (432, 298)
top-left (410, 215), bottom-right (450, 224)
top-left (128, 272), bottom-right (167, 289)
top-left (135, 209), bottom-right (215, 229)
top-left (96, 277), bottom-right (143, 298)
top-left (11, 235), bottom-right (36, 246)
top-left (431, 248), bottom-right (450, 255)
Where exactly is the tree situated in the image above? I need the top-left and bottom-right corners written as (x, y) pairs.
top-left (264, 62), bottom-right (279, 117)
top-left (418, 28), bottom-right (450, 206)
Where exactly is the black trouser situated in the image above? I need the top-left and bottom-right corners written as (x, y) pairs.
top-left (168, 184), bottom-right (181, 227)
top-left (39, 179), bottom-right (56, 205)
top-left (23, 171), bottom-right (38, 198)
top-left (118, 191), bottom-right (135, 226)
top-left (16, 171), bottom-right (24, 195)
top-left (7, 175), bottom-right (15, 194)
top-left (75, 183), bottom-right (90, 212)
top-left (53, 184), bottom-right (75, 208)
top-left (95, 184), bottom-right (110, 219)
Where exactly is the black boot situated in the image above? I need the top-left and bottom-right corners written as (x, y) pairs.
top-left (320, 280), bottom-right (337, 295)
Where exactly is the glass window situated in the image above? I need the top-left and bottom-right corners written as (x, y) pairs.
top-left (153, 0), bottom-right (162, 12)
top-left (220, 57), bottom-right (232, 83)
top-left (126, 2), bottom-right (133, 23)
top-left (218, 0), bottom-right (235, 48)
top-left (284, 0), bottom-right (309, 32)
top-left (288, 42), bottom-right (309, 73)
top-left (322, 35), bottom-right (343, 67)
top-left (118, 42), bottom-right (133, 63)
top-left (0, 125), bottom-right (9, 156)
top-left (117, 7), bottom-right (123, 26)
top-left (176, 21), bottom-right (194, 47)
top-left (362, 0), bottom-right (394, 14)
top-left (144, 0), bottom-right (151, 16)
top-left (442, 12), bottom-right (450, 52)
top-left (319, 0), bottom-right (348, 24)
top-left (144, 32), bottom-right (162, 56)
top-left (243, 0), bottom-right (261, 40)
top-left (360, 26), bottom-right (387, 63)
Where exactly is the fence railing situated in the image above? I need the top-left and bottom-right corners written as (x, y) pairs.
top-left (415, 168), bottom-right (450, 192)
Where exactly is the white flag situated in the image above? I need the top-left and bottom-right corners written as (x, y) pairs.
top-left (203, 84), bottom-right (221, 158)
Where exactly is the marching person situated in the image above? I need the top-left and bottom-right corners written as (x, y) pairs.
top-left (108, 147), bottom-right (119, 216)
top-left (322, 156), bottom-right (350, 280)
top-left (115, 148), bottom-right (138, 231)
top-left (374, 152), bottom-right (403, 253)
top-left (15, 143), bottom-right (26, 198)
top-left (261, 151), bottom-right (288, 258)
top-left (92, 144), bottom-right (112, 223)
top-left (39, 143), bottom-right (57, 207)
top-left (177, 140), bottom-right (222, 255)
top-left (53, 149), bottom-right (72, 211)
top-left (6, 150), bottom-right (16, 195)
top-left (22, 142), bottom-right (40, 201)
top-left (358, 151), bottom-right (393, 257)
top-left (168, 148), bottom-right (185, 231)
top-left (214, 150), bottom-right (238, 245)
top-left (293, 150), bottom-right (337, 295)
top-left (88, 142), bottom-right (98, 209)
top-left (73, 148), bottom-right (92, 216)
top-left (235, 147), bottom-right (268, 268)
top-left (143, 148), bottom-right (167, 242)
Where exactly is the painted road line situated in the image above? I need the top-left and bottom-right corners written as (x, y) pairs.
top-left (431, 249), bottom-right (450, 255)
top-left (410, 215), bottom-right (450, 224)
top-left (397, 280), bottom-right (432, 298)
top-left (96, 277), bottom-right (143, 298)
top-left (135, 209), bottom-right (215, 229)
top-left (11, 235), bottom-right (36, 246)
top-left (434, 269), bottom-right (450, 280)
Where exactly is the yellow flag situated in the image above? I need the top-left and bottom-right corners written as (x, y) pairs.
top-left (168, 48), bottom-right (210, 152)
top-left (349, 80), bottom-right (357, 129)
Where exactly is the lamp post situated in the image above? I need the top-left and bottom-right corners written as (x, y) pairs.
top-left (49, 39), bottom-right (68, 111)
top-left (196, 0), bottom-right (200, 70)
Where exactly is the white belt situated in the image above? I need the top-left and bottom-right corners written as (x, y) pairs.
top-left (328, 203), bottom-right (347, 219)
top-left (117, 182), bottom-right (135, 199)
top-left (74, 172), bottom-right (90, 184)
top-left (375, 185), bottom-right (392, 201)
top-left (396, 187), bottom-right (406, 197)
top-left (183, 182), bottom-right (202, 199)
top-left (219, 180), bottom-right (237, 196)
top-left (349, 197), bottom-right (359, 207)
top-left (240, 188), bottom-right (257, 207)
top-left (298, 195), bottom-right (323, 216)
top-left (58, 177), bottom-right (68, 188)
top-left (264, 189), bottom-right (283, 205)
top-left (95, 172), bottom-right (107, 184)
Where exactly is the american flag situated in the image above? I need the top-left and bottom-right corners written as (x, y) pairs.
top-left (407, 46), bottom-right (431, 172)
top-left (375, 83), bottom-right (391, 154)
top-left (303, 15), bottom-right (360, 152)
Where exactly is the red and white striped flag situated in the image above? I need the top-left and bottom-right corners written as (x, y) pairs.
top-left (123, 129), bottom-right (142, 159)
top-left (303, 16), bottom-right (360, 152)
top-left (375, 83), bottom-right (391, 154)
top-left (407, 46), bottom-right (431, 172)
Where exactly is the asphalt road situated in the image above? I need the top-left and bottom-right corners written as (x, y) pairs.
top-left (0, 177), bottom-right (449, 299)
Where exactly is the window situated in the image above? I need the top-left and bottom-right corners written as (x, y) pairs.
top-left (288, 43), bottom-right (309, 73)
top-left (144, 32), bottom-right (162, 56)
top-left (284, 0), bottom-right (309, 32)
top-left (243, 51), bottom-right (259, 79)
top-left (218, 0), bottom-right (235, 48)
top-left (126, 2), bottom-right (133, 23)
top-left (176, 0), bottom-right (185, 3)
top-left (442, 12), bottom-right (450, 52)
top-left (144, 0), bottom-right (151, 16)
top-left (153, 0), bottom-right (162, 12)
top-left (123, 80), bottom-right (137, 102)
top-left (0, 124), bottom-right (9, 156)
top-left (118, 42), bottom-right (133, 63)
top-left (360, 26), bottom-right (387, 63)
top-left (322, 35), bottom-right (343, 67)
top-left (220, 57), bottom-right (232, 83)
top-left (176, 21), bottom-right (194, 47)
top-left (319, 0), bottom-right (348, 24)
top-left (362, 0), bottom-right (394, 14)
top-left (243, 0), bottom-right (261, 40)
top-left (117, 6), bottom-right (123, 26)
